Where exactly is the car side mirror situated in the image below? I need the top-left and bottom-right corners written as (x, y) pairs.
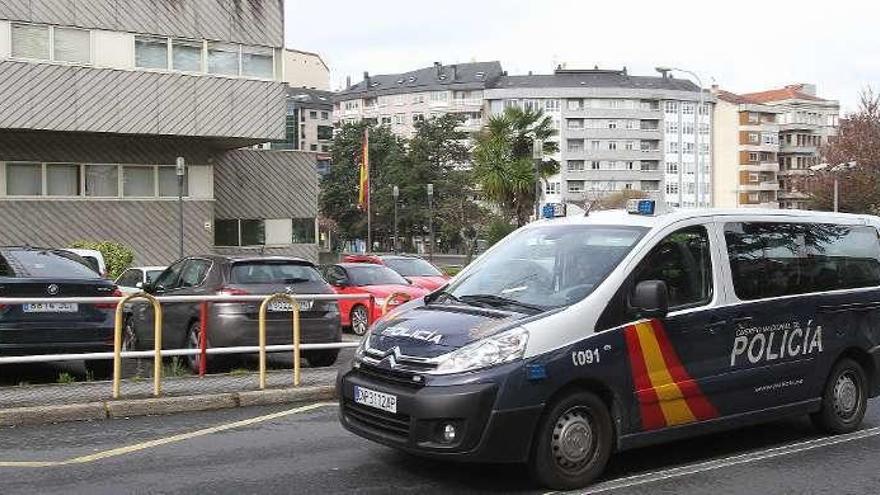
top-left (149, 283), bottom-right (165, 294)
top-left (631, 280), bottom-right (669, 319)
top-left (332, 277), bottom-right (349, 287)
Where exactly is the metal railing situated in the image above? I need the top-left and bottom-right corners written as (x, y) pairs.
top-left (0, 293), bottom-right (389, 399)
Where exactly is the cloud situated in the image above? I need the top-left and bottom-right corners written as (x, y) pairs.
top-left (285, 0), bottom-right (880, 112)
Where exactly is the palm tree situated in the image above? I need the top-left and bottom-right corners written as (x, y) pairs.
top-left (473, 106), bottom-right (559, 226)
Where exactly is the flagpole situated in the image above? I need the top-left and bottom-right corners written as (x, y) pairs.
top-left (365, 128), bottom-right (371, 253)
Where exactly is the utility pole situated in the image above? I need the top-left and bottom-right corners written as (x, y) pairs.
top-left (392, 185), bottom-right (399, 253)
top-left (427, 183), bottom-right (434, 262)
top-left (533, 137), bottom-right (544, 220)
top-left (176, 156), bottom-right (186, 258)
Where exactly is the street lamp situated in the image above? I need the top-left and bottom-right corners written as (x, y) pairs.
top-left (176, 156), bottom-right (186, 258)
top-left (656, 66), bottom-right (706, 208)
top-left (392, 185), bottom-right (399, 253)
top-left (810, 161), bottom-right (855, 212)
top-left (426, 183), bottom-right (434, 262)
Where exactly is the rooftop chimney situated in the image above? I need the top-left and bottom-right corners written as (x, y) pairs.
top-left (800, 83), bottom-right (817, 96)
top-left (622, 66), bottom-right (628, 76)
top-left (434, 61), bottom-right (442, 78)
top-left (346, 75), bottom-right (351, 88)
top-left (363, 71), bottom-right (371, 87)
top-left (451, 64), bottom-right (458, 81)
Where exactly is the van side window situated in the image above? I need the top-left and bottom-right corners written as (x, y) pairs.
top-left (725, 222), bottom-right (880, 300)
top-left (631, 225), bottom-right (713, 309)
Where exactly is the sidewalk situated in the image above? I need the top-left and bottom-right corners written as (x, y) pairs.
top-left (0, 366), bottom-right (340, 427)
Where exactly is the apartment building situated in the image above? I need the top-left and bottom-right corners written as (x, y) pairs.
top-left (283, 48), bottom-right (329, 90)
top-left (741, 84), bottom-right (840, 209)
top-left (0, 0), bottom-right (319, 264)
top-left (485, 67), bottom-right (713, 208)
top-left (334, 61), bottom-right (504, 139)
top-left (274, 87), bottom-right (333, 153)
top-left (711, 89), bottom-right (783, 208)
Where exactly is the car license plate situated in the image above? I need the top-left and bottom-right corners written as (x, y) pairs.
top-left (353, 385), bottom-right (397, 414)
top-left (22, 303), bottom-right (78, 313)
top-left (268, 300), bottom-right (313, 312)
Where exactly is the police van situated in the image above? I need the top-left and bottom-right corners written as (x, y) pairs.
top-left (337, 201), bottom-right (880, 490)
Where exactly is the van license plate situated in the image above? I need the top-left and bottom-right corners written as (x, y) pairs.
top-left (23, 303), bottom-right (78, 313)
top-left (354, 386), bottom-right (397, 413)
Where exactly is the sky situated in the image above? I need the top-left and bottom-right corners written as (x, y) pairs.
top-left (285, 0), bottom-right (880, 113)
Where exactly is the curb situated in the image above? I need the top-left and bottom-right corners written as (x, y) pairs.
top-left (0, 385), bottom-right (338, 427)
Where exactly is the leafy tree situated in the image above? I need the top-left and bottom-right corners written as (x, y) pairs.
top-left (68, 240), bottom-right (134, 278)
top-left (473, 107), bottom-right (559, 226)
top-left (808, 88), bottom-right (880, 213)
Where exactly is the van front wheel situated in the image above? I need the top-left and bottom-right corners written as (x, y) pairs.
top-left (529, 391), bottom-right (613, 490)
top-left (811, 357), bottom-right (868, 434)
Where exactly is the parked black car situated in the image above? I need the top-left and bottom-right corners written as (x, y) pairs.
top-left (0, 246), bottom-right (121, 377)
top-left (125, 255), bottom-right (342, 372)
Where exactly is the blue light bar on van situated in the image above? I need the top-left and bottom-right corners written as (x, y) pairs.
top-left (626, 199), bottom-right (656, 215)
top-left (542, 203), bottom-right (567, 219)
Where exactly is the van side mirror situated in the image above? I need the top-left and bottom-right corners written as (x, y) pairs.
top-left (631, 280), bottom-right (669, 319)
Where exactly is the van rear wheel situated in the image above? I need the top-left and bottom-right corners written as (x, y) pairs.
top-left (529, 391), bottom-right (613, 490)
top-left (811, 357), bottom-right (868, 434)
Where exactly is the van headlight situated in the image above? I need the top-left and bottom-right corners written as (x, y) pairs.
top-left (430, 327), bottom-right (529, 375)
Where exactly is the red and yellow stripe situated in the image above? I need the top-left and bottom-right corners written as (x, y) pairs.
top-left (357, 128), bottom-right (370, 210)
top-left (623, 319), bottom-right (717, 431)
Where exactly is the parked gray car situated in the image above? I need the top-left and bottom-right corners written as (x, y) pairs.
top-left (125, 255), bottom-right (342, 372)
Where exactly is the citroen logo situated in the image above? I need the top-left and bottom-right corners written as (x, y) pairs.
top-left (379, 346), bottom-right (403, 369)
top-left (46, 284), bottom-right (59, 296)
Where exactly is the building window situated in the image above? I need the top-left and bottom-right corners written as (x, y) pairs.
top-left (83, 165), bottom-right (118, 197)
top-left (544, 99), bottom-right (560, 112)
top-left (46, 164), bottom-right (80, 196)
top-left (608, 141), bottom-right (617, 151)
top-left (321, 111), bottom-right (329, 120)
top-left (135, 36), bottom-right (169, 69)
top-left (666, 161), bottom-right (679, 174)
top-left (11, 23), bottom-right (49, 60)
top-left (158, 166), bottom-right (186, 197)
top-left (566, 160), bottom-right (585, 171)
top-left (682, 103), bottom-right (694, 115)
top-left (380, 116), bottom-right (392, 125)
top-left (748, 112), bottom-right (759, 123)
top-left (172, 39), bottom-right (202, 72)
top-left (748, 152), bottom-right (759, 162)
top-left (625, 141), bottom-right (635, 151)
top-left (292, 218), bottom-right (316, 244)
top-left (122, 166), bottom-right (155, 197)
top-left (545, 182), bottom-right (560, 194)
top-left (241, 45), bottom-right (274, 78)
top-left (394, 114), bottom-right (405, 125)
top-left (208, 42), bottom-right (240, 76)
top-left (666, 182), bottom-right (679, 194)
top-left (749, 132), bottom-right (759, 143)
top-left (5, 163), bottom-right (42, 196)
top-left (567, 140), bottom-right (583, 152)
top-left (591, 140), bottom-right (601, 150)
top-left (310, 144), bottom-right (318, 151)
top-left (317, 125), bottom-right (333, 140)
top-left (567, 181), bottom-right (584, 193)
top-left (591, 161), bottom-right (600, 170)
top-left (321, 145), bottom-right (330, 152)
top-left (214, 220), bottom-right (240, 246)
top-left (665, 101), bottom-right (678, 113)
top-left (240, 219), bottom-right (264, 246)
top-left (54, 27), bottom-right (90, 63)
top-left (666, 121), bottom-right (679, 133)
top-left (309, 111), bottom-right (318, 119)
top-left (413, 113), bottom-right (425, 123)
top-left (608, 121), bottom-right (618, 129)
top-left (668, 141), bottom-right (679, 153)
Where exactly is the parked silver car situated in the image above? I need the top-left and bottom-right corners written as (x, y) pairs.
top-left (115, 266), bottom-right (167, 294)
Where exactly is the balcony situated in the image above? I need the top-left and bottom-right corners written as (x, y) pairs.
top-left (450, 99), bottom-right (483, 110)
top-left (565, 128), bottom-right (661, 140)
top-left (741, 202), bottom-right (780, 209)
top-left (739, 182), bottom-right (780, 192)
top-left (779, 144), bottom-right (818, 154)
top-left (779, 122), bottom-right (820, 131)
top-left (740, 162), bottom-right (780, 173)
top-left (564, 108), bottom-right (662, 120)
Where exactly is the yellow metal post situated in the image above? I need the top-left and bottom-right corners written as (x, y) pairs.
top-left (258, 294), bottom-right (302, 390)
top-left (112, 293), bottom-right (162, 399)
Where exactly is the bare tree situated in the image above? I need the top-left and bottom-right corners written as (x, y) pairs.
top-left (807, 88), bottom-right (880, 213)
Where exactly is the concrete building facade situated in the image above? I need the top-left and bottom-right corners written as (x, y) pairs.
top-left (485, 68), bottom-right (714, 208)
top-left (0, 0), bottom-right (319, 264)
top-left (333, 61), bottom-right (504, 139)
top-left (282, 48), bottom-right (329, 91)
top-left (711, 89), bottom-right (782, 208)
top-left (741, 84), bottom-right (839, 209)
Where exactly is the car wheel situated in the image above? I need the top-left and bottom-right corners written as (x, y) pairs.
top-left (811, 357), bottom-right (868, 434)
top-left (529, 391), bottom-right (613, 490)
top-left (84, 359), bottom-right (114, 381)
top-left (305, 349), bottom-right (340, 367)
top-left (185, 321), bottom-right (204, 374)
top-left (122, 316), bottom-right (138, 351)
top-left (350, 305), bottom-right (370, 336)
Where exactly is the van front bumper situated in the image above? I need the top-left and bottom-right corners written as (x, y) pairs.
top-left (337, 362), bottom-right (543, 463)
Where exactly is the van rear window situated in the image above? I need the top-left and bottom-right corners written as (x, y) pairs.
top-left (725, 222), bottom-right (880, 300)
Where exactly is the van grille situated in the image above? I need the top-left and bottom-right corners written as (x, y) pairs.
top-left (343, 400), bottom-right (411, 441)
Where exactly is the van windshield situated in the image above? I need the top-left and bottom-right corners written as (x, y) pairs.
top-left (444, 225), bottom-right (648, 312)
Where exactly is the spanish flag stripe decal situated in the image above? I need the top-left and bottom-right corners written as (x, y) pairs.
top-left (648, 320), bottom-right (719, 420)
top-left (624, 320), bottom-right (718, 430)
top-left (623, 323), bottom-right (666, 430)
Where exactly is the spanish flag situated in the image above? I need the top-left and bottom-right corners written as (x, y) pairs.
top-left (624, 319), bottom-right (718, 430)
top-left (357, 128), bottom-right (370, 210)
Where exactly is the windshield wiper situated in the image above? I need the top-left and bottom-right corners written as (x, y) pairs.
top-left (457, 294), bottom-right (546, 314)
top-left (425, 288), bottom-right (460, 305)
top-left (282, 278), bottom-right (311, 284)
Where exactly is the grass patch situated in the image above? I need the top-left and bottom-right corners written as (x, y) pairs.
top-left (56, 372), bottom-right (77, 384)
top-left (163, 357), bottom-right (190, 377)
top-left (229, 368), bottom-right (250, 377)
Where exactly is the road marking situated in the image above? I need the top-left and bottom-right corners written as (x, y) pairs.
top-left (560, 425), bottom-right (880, 494)
top-left (0, 402), bottom-right (335, 468)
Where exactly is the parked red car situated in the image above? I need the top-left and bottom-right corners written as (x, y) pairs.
top-left (342, 254), bottom-right (450, 291)
top-left (320, 263), bottom-right (429, 335)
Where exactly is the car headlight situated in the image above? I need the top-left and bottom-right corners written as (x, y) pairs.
top-left (429, 327), bottom-right (529, 375)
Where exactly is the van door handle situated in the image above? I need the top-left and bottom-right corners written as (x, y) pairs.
top-left (731, 316), bottom-right (753, 325)
top-left (706, 319), bottom-right (727, 335)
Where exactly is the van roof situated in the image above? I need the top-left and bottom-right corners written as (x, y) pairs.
top-left (530, 208), bottom-right (878, 230)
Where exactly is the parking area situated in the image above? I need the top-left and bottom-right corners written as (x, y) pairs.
top-left (1, 398), bottom-right (880, 494)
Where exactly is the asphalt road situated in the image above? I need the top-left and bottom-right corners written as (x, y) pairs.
top-left (2, 396), bottom-right (880, 494)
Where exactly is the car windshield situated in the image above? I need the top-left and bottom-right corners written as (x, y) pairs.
top-left (0, 250), bottom-right (101, 279)
top-left (347, 265), bottom-right (409, 286)
top-left (146, 270), bottom-right (165, 283)
top-left (230, 262), bottom-right (323, 284)
top-left (383, 258), bottom-right (443, 277)
top-left (445, 224), bottom-right (648, 311)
